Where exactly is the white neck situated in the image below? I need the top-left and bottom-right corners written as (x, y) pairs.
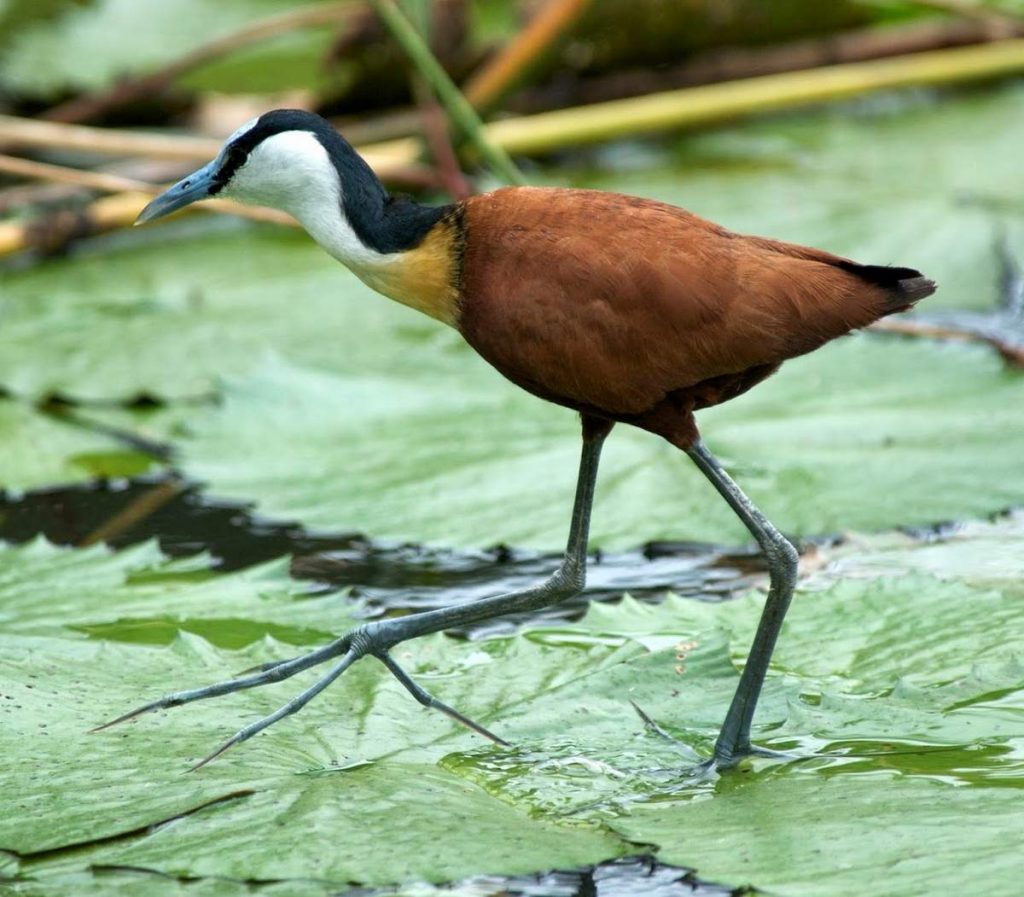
top-left (222, 130), bottom-right (396, 275)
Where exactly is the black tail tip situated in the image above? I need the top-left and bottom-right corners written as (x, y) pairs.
top-left (838, 261), bottom-right (937, 312)
top-left (895, 274), bottom-right (937, 303)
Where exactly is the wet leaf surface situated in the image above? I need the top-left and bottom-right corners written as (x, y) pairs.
top-left (0, 222), bottom-right (449, 403)
top-left (2, 516), bottom-right (1022, 894)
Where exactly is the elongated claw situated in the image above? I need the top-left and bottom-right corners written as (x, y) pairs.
top-left (91, 635), bottom-right (353, 732)
top-left (629, 699), bottom-right (677, 742)
top-left (630, 699), bottom-right (702, 763)
top-left (190, 650), bottom-right (360, 770)
top-left (377, 652), bottom-right (509, 746)
top-left (95, 621), bottom-right (508, 768)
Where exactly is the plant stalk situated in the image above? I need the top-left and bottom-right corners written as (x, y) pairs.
top-left (366, 0), bottom-right (526, 185)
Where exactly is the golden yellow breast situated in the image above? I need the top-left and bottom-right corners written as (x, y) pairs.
top-left (352, 216), bottom-right (462, 326)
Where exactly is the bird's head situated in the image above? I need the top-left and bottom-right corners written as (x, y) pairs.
top-left (137, 109), bottom-right (458, 321)
top-left (136, 109), bottom-right (386, 234)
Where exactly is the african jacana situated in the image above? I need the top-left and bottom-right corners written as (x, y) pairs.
top-left (111, 110), bottom-right (936, 771)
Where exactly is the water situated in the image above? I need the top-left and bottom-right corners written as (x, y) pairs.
top-left (0, 473), bottom-right (770, 638)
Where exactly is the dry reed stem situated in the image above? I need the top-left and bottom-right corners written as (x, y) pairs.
top-left (463, 0), bottom-right (595, 113)
top-left (5, 39), bottom-right (1024, 165)
top-left (0, 154), bottom-right (296, 224)
top-left (5, 38), bottom-right (1024, 256)
top-left (0, 114), bottom-right (419, 175)
top-left (485, 38), bottom-right (1024, 154)
top-left (871, 319), bottom-right (1024, 368)
top-left (78, 479), bottom-right (187, 548)
top-left (0, 189), bottom-right (296, 257)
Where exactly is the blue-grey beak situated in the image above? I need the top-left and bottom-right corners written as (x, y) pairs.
top-left (136, 160), bottom-right (219, 225)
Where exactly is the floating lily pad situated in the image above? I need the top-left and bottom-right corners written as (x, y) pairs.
top-left (2, 518), bottom-right (1023, 893)
top-left (0, 400), bottom-right (161, 492)
top-left (815, 511), bottom-right (1024, 597)
top-left (178, 336), bottom-right (1024, 549)
top-left (0, 223), bottom-right (463, 403)
top-left (0, 539), bottom-right (628, 886)
top-left (0, 537), bottom-right (341, 642)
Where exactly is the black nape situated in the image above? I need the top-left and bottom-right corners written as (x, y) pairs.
top-left (319, 129), bottom-right (451, 254)
top-left (225, 109), bottom-right (451, 254)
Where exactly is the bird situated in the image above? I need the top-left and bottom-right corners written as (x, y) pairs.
top-left (104, 109), bottom-right (936, 772)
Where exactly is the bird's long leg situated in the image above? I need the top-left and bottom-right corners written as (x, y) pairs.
top-left (97, 416), bottom-right (610, 762)
top-left (358, 415), bottom-right (610, 643)
top-left (685, 439), bottom-right (800, 768)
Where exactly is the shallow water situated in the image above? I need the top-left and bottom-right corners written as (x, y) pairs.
top-left (0, 473), bottom-right (770, 639)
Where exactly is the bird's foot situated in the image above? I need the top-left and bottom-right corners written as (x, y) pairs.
top-left (92, 620), bottom-right (508, 769)
top-left (630, 700), bottom-right (797, 779)
top-left (705, 743), bottom-right (799, 772)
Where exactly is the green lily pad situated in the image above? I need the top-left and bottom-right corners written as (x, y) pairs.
top-left (0, 223), bottom-right (463, 403)
top-left (442, 524), bottom-right (1024, 895)
top-left (3, 515), bottom-right (1023, 894)
top-left (617, 773), bottom-right (1023, 897)
top-left (0, 400), bottom-right (161, 492)
top-left (177, 335), bottom-right (1024, 549)
top-left (0, 537), bottom-right (343, 642)
top-left (0, 540), bottom-right (628, 887)
top-left (819, 511), bottom-right (1024, 597)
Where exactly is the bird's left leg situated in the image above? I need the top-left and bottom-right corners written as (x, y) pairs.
top-left (685, 439), bottom-right (800, 771)
top-left (96, 415), bottom-right (612, 766)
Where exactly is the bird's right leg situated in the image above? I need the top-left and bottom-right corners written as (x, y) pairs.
top-left (95, 415), bottom-right (612, 766)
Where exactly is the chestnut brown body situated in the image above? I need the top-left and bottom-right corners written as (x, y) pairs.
top-left (457, 186), bottom-right (933, 448)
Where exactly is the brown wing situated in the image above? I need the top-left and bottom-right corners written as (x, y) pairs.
top-left (458, 187), bottom-right (933, 431)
